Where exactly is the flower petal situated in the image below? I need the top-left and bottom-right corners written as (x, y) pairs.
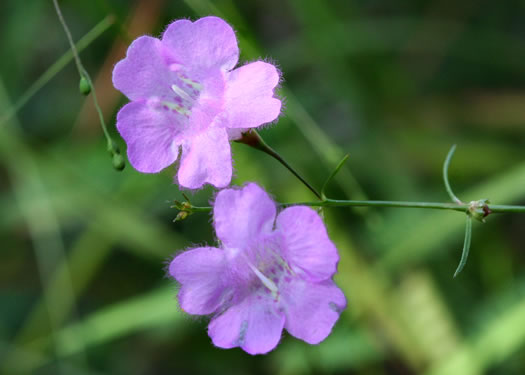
top-left (169, 247), bottom-right (228, 315)
top-left (162, 17), bottom-right (239, 72)
top-left (220, 61), bottom-right (281, 129)
top-left (281, 279), bottom-right (346, 345)
top-left (276, 206), bottom-right (339, 281)
top-left (208, 294), bottom-right (285, 355)
top-left (112, 36), bottom-right (175, 101)
top-left (214, 183), bottom-right (276, 248)
top-left (177, 127), bottom-right (232, 189)
top-left (116, 101), bottom-right (183, 173)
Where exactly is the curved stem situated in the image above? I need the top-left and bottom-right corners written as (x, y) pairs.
top-left (236, 130), bottom-right (322, 200)
top-left (443, 145), bottom-right (462, 204)
top-left (454, 216), bottom-right (472, 277)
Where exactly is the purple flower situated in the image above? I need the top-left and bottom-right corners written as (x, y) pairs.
top-left (112, 17), bottom-right (281, 189)
top-left (169, 183), bottom-right (346, 355)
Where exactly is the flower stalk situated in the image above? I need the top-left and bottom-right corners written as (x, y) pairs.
top-left (236, 130), bottom-right (322, 200)
top-left (52, 0), bottom-right (124, 171)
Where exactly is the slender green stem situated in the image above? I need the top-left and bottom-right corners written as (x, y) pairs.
top-left (289, 199), bottom-right (468, 211)
top-left (85, 75), bottom-right (111, 141)
top-left (52, 0), bottom-right (121, 169)
top-left (52, 0), bottom-right (84, 77)
top-left (180, 199), bottom-right (525, 214)
top-left (52, 0), bottom-right (108, 138)
top-left (484, 205), bottom-right (525, 213)
top-left (289, 200), bottom-right (525, 213)
top-left (236, 130), bottom-right (322, 200)
top-left (267, 148), bottom-right (322, 200)
top-left (0, 16), bottom-right (113, 127)
top-left (443, 145), bottom-right (462, 204)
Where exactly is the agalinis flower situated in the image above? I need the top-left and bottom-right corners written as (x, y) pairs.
top-left (112, 17), bottom-right (281, 189)
top-left (169, 183), bottom-right (346, 354)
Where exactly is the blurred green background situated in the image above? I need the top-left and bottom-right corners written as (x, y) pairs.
top-left (1, 0), bottom-right (525, 374)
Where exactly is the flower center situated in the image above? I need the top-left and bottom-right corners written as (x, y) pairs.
top-left (245, 243), bottom-right (294, 301)
top-left (248, 262), bottom-right (279, 296)
top-left (161, 72), bottom-right (203, 118)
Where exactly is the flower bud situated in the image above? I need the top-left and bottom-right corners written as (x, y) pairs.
top-left (174, 211), bottom-right (189, 222)
top-left (79, 76), bottom-right (91, 96)
top-left (112, 153), bottom-right (126, 171)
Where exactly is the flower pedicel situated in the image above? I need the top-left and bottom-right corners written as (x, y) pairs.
top-left (169, 183), bottom-right (346, 354)
top-left (112, 17), bottom-right (281, 189)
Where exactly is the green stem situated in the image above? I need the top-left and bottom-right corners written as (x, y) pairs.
top-left (52, 0), bottom-right (84, 77)
top-left (236, 130), bottom-right (322, 200)
top-left (182, 199), bottom-right (525, 214)
top-left (290, 200), bottom-right (525, 213)
top-left (0, 16), bottom-right (114, 127)
top-left (484, 205), bottom-right (525, 213)
top-left (52, 0), bottom-right (121, 168)
top-left (289, 199), bottom-right (468, 211)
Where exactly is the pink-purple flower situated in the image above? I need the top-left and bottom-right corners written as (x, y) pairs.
top-left (169, 183), bottom-right (346, 354)
top-left (112, 17), bottom-right (281, 189)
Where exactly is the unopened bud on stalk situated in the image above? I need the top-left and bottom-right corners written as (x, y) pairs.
top-left (106, 140), bottom-right (125, 171)
top-left (79, 76), bottom-right (91, 96)
top-left (112, 153), bottom-right (126, 171)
